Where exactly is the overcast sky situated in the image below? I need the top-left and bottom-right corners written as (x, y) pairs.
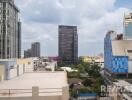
top-left (15, 0), bottom-right (131, 56)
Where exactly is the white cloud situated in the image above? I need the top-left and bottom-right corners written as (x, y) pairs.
top-left (15, 0), bottom-right (129, 56)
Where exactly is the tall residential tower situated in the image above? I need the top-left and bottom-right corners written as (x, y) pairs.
top-left (0, 0), bottom-right (21, 59)
top-left (59, 25), bottom-right (78, 65)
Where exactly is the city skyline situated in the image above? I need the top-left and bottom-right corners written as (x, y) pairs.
top-left (16, 0), bottom-right (131, 56)
top-left (0, 1), bottom-right (132, 100)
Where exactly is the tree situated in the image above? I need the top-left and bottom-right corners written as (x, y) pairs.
top-left (88, 63), bottom-right (101, 78)
top-left (78, 87), bottom-right (91, 93)
top-left (82, 79), bottom-right (93, 87)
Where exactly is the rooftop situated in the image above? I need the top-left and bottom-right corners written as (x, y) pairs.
top-left (113, 80), bottom-right (131, 87)
top-left (112, 40), bottom-right (132, 58)
top-left (0, 72), bottom-right (68, 97)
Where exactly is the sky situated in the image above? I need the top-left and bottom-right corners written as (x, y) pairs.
top-left (15, 0), bottom-right (131, 56)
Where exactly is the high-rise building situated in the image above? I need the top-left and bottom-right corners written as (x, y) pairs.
top-left (124, 13), bottom-right (132, 39)
top-left (18, 22), bottom-right (21, 58)
top-left (104, 31), bottom-right (132, 79)
top-left (24, 42), bottom-right (41, 58)
top-left (0, 0), bottom-right (21, 59)
top-left (31, 42), bottom-right (41, 57)
top-left (59, 25), bottom-right (78, 65)
top-left (24, 49), bottom-right (32, 58)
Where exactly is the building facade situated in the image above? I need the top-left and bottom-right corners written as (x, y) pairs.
top-left (31, 42), bottom-right (40, 57)
top-left (24, 49), bottom-right (32, 58)
top-left (0, 0), bottom-right (21, 59)
top-left (24, 42), bottom-right (40, 58)
top-left (104, 31), bottom-right (132, 78)
top-left (17, 22), bottom-right (21, 58)
top-left (59, 25), bottom-right (78, 65)
top-left (124, 13), bottom-right (132, 39)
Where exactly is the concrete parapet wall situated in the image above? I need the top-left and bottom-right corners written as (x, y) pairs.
top-left (0, 96), bottom-right (62, 100)
top-left (0, 65), bottom-right (4, 82)
top-left (0, 86), bottom-right (69, 100)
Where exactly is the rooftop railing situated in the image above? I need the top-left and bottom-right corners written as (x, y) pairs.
top-left (0, 88), bottom-right (62, 97)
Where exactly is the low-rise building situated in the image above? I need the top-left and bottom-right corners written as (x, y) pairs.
top-left (111, 80), bottom-right (132, 100)
top-left (79, 56), bottom-right (94, 63)
top-left (79, 56), bottom-right (104, 68)
top-left (94, 57), bottom-right (104, 68)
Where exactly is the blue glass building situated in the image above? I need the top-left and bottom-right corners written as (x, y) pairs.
top-left (104, 31), bottom-right (128, 75)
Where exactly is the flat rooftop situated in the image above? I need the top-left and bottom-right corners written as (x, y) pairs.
top-left (112, 40), bottom-right (132, 58)
top-left (0, 72), bottom-right (68, 97)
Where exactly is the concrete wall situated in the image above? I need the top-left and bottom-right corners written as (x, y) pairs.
top-left (0, 96), bottom-right (61, 100)
top-left (17, 58), bottom-right (33, 65)
top-left (17, 58), bottom-right (34, 72)
top-left (0, 86), bottom-right (69, 100)
top-left (18, 65), bottom-right (24, 75)
top-left (0, 58), bottom-right (35, 81)
top-left (99, 97), bottom-right (112, 100)
top-left (128, 61), bottom-right (132, 73)
top-left (0, 65), bottom-right (4, 82)
top-left (0, 60), bottom-right (16, 80)
top-left (10, 68), bottom-right (17, 79)
top-left (10, 65), bottom-right (24, 79)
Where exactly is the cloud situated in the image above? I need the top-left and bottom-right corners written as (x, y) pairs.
top-left (15, 0), bottom-right (130, 56)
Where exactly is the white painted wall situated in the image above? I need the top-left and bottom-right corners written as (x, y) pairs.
top-left (0, 65), bottom-right (4, 82)
top-left (19, 65), bottom-right (24, 75)
top-left (10, 65), bottom-right (24, 79)
top-left (10, 68), bottom-right (17, 79)
top-left (25, 63), bottom-right (34, 72)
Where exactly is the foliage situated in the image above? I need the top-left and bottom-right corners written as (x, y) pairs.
top-left (65, 60), bottom-right (104, 96)
top-left (88, 63), bottom-right (101, 78)
top-left (58, 61), bottom-right (67, 67)
top-left (76, 62), bottom-right (90, 73)
top-left (67, 72), bottom-right (80, 78)
top-left (82, 79), bottom-right (93, 87)
top-left (70, 89), bottom-right (77, 97)
top-left (78, 87), bottom-right (92, 93)
top-left (55, 67), bottom-right (64, 71)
